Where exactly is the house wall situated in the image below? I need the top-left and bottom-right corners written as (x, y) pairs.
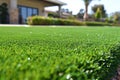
top-left (0, 0), bottom-right (60, 24)
top-left (0, 0), bottom-right (10, 9)
top-left (18, 0), bottom-right (46, 16)
top-left (0, 0), bottom-right (47, 16)
top-left (0, 0), bottom-right (10, 5)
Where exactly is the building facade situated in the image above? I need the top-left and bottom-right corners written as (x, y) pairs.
top-left (0, 0), bottom-right (65, 24)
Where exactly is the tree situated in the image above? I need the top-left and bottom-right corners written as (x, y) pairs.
top-left (0, 3), bottom-right (9, 24)
top-left (82, 0), bottom-right (92, 21)
top-left (92, 4), bottom-right (107, 18)
top-left (110, 12), bottom-right (120, 23)
top-left (77, 9), bottom-right (84, 19)
top-left (95, 8), bottom-right (102, 21)
top-left (82, 0), bottom-right (100, 21)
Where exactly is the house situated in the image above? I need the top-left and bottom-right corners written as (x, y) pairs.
top-left (0, 0), bottom-right (66, 24)
top-left (60, 9), bottom-right (73, 19)
top-left (45, 9), bottom-right (73, 19)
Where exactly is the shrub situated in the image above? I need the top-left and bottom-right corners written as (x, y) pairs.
top-left (27, 16), bottom-right (116, 26)
top-left (84, 21), bottom-right (112, 26)
top-left (27, 16), bottom-right (84, 26)
top-left (48, 12), bottom-right (59, 18)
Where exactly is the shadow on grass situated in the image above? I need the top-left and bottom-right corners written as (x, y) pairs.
top-left (99, 43), bottom-right (120, 80)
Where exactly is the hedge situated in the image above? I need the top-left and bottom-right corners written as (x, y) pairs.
top-left (84, 22), bottom-right (113, 26)
top-left (27, 16), bottom-right (113, 26)
top-left (27, 16), bottom-right (83, 26)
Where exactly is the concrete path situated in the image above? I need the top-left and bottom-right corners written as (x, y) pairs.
top-left (0, 24), bottom-right (30, 27)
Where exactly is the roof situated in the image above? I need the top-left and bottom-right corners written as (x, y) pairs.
top-left (44, 0), bottom-right (66, 5)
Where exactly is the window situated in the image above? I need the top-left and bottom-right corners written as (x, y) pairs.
top-left (21, 7), bottom-right (27, 23)
top-left (33, 9), bottom-right (38, 16)
top-left (18, 5), bottom-right (39, 24)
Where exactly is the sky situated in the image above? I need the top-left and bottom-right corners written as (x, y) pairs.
top-left (46, 0), bottom-right (120, 15)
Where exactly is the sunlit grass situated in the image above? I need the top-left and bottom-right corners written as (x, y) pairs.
top-left (0, 27), bottom-right (120, 80)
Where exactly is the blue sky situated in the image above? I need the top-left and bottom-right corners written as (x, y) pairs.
top-left (46, 0), bottom-right (120, 15)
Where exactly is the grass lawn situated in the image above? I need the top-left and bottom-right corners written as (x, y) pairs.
top-left (0, 26), bottom-right (120, 80)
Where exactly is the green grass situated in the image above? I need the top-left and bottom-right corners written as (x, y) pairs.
top-left (0, 26), bottom-right (120, 80)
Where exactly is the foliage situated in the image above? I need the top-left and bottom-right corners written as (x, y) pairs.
top-left (67, 16), bottom-right (76, 20)
top-left (27, 16), bottom-right (84, 26)
top-left (27, 16), bottom-right (114, 26)
top-left (113, 12), bottom-right (120, 23)
top-left (109, 12), bottom-right (120, 23)
top-left (0, 27), bottom-right (120, 80)
top-left (77, 9), bottom-right (84, 19)
top-left (82, 0), bottom-right (101, 21)
top-left (82, 0), bottom-right (93, 21)
top-left (83, 0), bottom-right (92, 5)
top-left (85, 21), bottom-right (112, 26)
top-left (95, 8), bottom-right (102, 21)
top-left (92, 4), bottom-right (107, 18)
top-left (48, 12), bottom-right (59, 18)
top-left (0, 3), bottom-right (9, 24)
top-left (104, 17), bottom-right (114, 23)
